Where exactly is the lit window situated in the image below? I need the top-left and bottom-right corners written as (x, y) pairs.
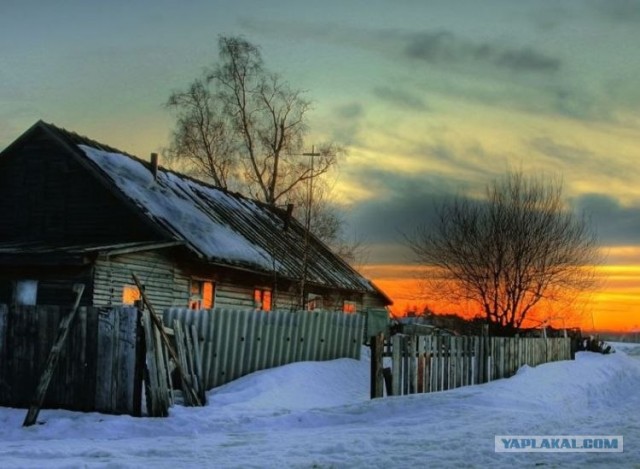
top-left (343, 301), bottom-right (357, 314)
top-left (14, 280), bottom-right (38, 306)
top-left (254, 288), bottom-right (272, 311)
top-left (190, 280), bottom-right (214, 309)
top-left (122, 285), bottom-right (141, 306)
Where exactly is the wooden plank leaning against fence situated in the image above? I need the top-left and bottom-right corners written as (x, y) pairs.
top-left (370, 332), bottom-right (574, 399)
top-left (23, 284), bottom-right (85, 426)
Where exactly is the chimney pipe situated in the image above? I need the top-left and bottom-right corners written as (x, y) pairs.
top-left (150, 153), bottom-right (159, 180)
top-left (283, 203), bottom-right (294, 232)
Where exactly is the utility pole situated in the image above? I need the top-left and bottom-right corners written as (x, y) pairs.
top-left (300, 145), bottom-right (321, 310)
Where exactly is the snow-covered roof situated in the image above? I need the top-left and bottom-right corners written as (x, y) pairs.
top-left (34, 122), bottom-right (386, 298)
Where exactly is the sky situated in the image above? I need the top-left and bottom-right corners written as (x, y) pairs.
top-left (1, 0), bottom-right (639, 330)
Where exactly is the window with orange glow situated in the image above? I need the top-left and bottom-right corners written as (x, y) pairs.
top-left (122, 285), bottom-right (141, 306)
top-left (343, 300), bottom-right (357, 314)
top-left (254, 288), bottom-right (272, 311)
top-left (189, 279), bottom-right (214, 309)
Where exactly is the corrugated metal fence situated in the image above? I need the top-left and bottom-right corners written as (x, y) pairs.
top-left (165, 308), bottom-right (364, 389)
top-left (371, 334), bottom-right (573, 398)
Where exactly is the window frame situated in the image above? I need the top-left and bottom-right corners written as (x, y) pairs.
top-left (343, 300), bottom-right (357, 314)
top-left (254, 287), bottom-right (272, 311)
top-left (306, 293), bottom-right (323, 311)
top-left (189, 279), bottom-right (215, 310)
top-left (13, 279), bottom-right (38, 306)
top-left (122, 284), bottom-right (141, 306)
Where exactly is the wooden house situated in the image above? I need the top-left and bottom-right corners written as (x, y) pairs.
top-left (0, 121), bottom-right (391, 313)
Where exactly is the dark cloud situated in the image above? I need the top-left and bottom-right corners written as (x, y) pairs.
top-left (342, 156), bottom-right (640, 260)
top-left (342, 168), bottom-right (468, 248)
top-left (346, 180), bottom-right (640, 264)
top-left (415, 140), bottom-right (501, 181)
top-left (529, 136), bottom-right (637, 184)
top-left (572, 194), bottom-right (640, 246)
top-left (372, 87), bottom-right (429, 111)
top-left (330, 102), bottom-right (364, 145)
top-left (591, 0), bottom-right (640, 23)
top-left (336, 102), bottom-right (364, 119)
top-left (550, 87), bottom-right (612, 122)
top-left (529, 136), bottom-right (594, 165)
top-left (528, 5), bottom-right (575, 32)
top-left (404, 30), bottom-right (561, 74)
top-left (496, 47), bottom-right (561, 73)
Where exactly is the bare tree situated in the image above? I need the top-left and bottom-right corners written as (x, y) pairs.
top-left (165, 79), bottom-right (235, 188)
top-left (286, 172), bottom-right (368, 266)
top-left (166, 35), bottom-right (337, 205)
top-left (167, 36), bottom-right (361, 302)
top-left (407, 171), bottom-right (600, 334)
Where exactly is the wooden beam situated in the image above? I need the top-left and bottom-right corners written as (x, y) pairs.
top-left (370, 332), bottom-right (384, 399)
top-left (23, 284), bottom-right (85, 427)
top-left (131, 273), bottom-right (202, 406)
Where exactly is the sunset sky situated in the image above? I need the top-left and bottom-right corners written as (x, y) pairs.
top-left (1, 0), bottom-right (639, 331)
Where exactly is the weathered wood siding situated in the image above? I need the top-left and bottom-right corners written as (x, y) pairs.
top-left (92, 250), bottom-right (346, 313)
top-left (0, 304), bottom-right (139, 414)
top-left (93, 251), bottom-right (190, 309)
top-left (0, 127), bottom-right (156, 244)
top-left (214, 282), bottom-right (258, 310)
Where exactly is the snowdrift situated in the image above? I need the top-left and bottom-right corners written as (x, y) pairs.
top-left (0, 346), bottom-right (638, 468)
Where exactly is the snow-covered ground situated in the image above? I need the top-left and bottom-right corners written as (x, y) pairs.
top-left (1, 344), bottom-right (639, 468)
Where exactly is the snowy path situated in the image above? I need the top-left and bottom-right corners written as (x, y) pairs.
top-left (1, 346), bottom-right (639, 468)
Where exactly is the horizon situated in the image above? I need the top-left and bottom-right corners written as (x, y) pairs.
top-left (1, 0), bottom-right (638, 331)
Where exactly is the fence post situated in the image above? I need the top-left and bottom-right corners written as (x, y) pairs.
top-left (407, 335), bottom-right (417, 394)
top-left (482, 325), bottom-right (491, 382)
top-left (133, 308), bottom-right (144, 417)
top-left (392, 335), bottom-right (402, 396)
top-left (370, 332), bottom-right (384, 399)
top-left (0, 304), bottom-right (7, 402)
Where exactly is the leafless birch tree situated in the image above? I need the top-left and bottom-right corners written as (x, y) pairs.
top-left (166, 36), bottom-right (337, 205)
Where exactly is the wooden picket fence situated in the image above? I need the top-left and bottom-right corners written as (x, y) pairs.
top-left (370, 332), bottom-right (574, 398)
top-left (165, 307), bottom-right (364, 389)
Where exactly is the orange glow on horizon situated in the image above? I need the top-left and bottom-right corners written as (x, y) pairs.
top-left (365, 262), bottom-right (640, 333)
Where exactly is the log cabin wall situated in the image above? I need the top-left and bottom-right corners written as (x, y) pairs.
top-left (93, 250), bottom-right (285, 311)
top-left (93, 250), bottom-right (189, 310)
top-left (92, 249), bottom-right (369, 313)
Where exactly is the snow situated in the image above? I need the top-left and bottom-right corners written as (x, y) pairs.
top-left (78, 143), bottom-right (375, 293)
top-left (1, 345), bottom-right (639, 468)
top-left (79, 145), bottom-right (275, 270)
